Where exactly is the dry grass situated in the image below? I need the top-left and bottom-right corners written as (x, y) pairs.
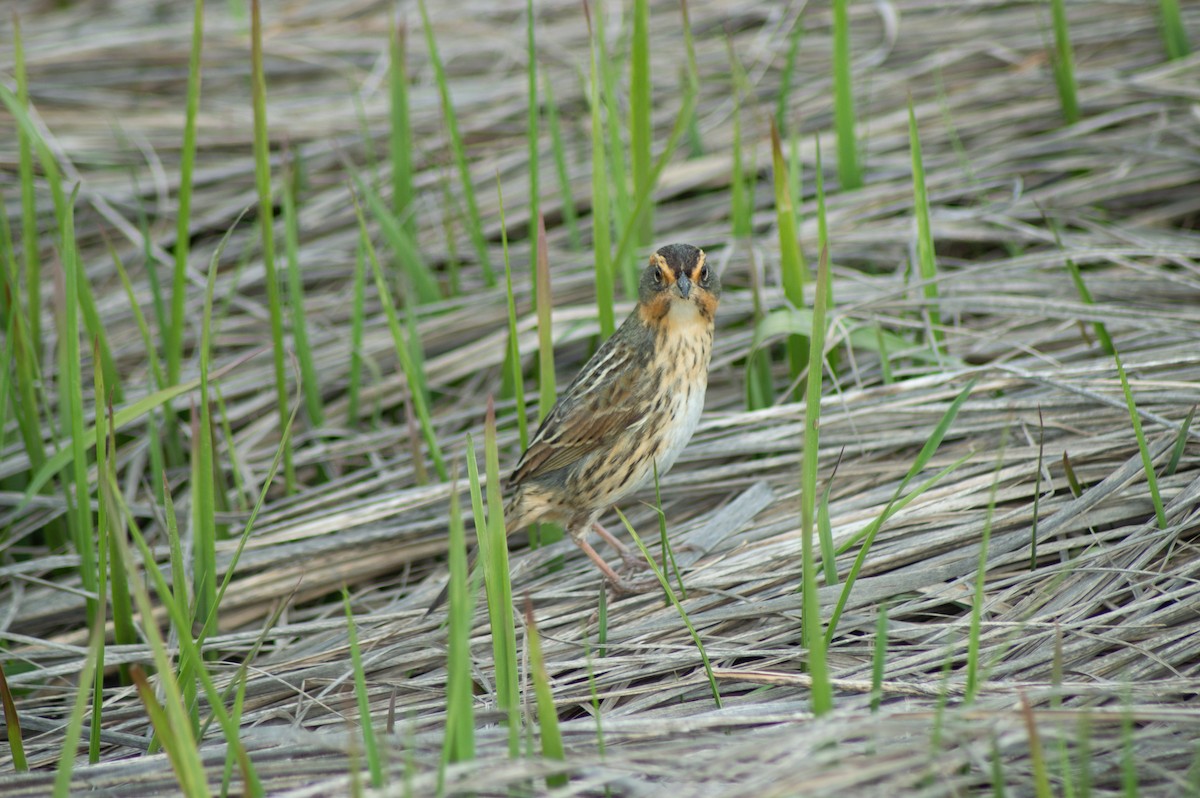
top-left (2, 0), bottom-right (1200, 795)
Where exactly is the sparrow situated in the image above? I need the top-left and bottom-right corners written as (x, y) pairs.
top-left (430, 243), bottom-right (719, 610)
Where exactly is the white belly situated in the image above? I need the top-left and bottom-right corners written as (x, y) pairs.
top-left (655, 382), bottom-right (706, 477)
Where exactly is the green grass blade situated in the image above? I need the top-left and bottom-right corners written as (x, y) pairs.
top-left (355, 197), bottom-right (448, 480)
top-left (441, 472), bottom-right (476, 766)
top-left (13, 13), bottom-right (42, 361)
top-left (1049, 0), bottom-right (1081, 124)
top-left (89, 349), bottom-right (110, 762)
top-left (497, 179), bottom-right (529, 450)
top-left (390, 22), bottom-right (416, 239)
top-left (0, 663), bottom-right (27, 771)
top-left (51, 618), bottom-right (104, 798)
top-left (249, 0), bottom-right (296, 494)
top-left (965, 430), bottom-right (1008, 704)
top-left (629, 0), bottom-right (653, 246)
top-left (1114, 353), bottom-right (1167, 529)
top-left (418, 0), bottom-right (493, 285)
top-left (169, 0), bottom-right (205, 389)
top-left (191, 243), bottom-right (220, 643)
top-left (831, 0), bottom-right (862, 189)
top-left (524, 600), bottom-right (567, 788)
top-left (481, 398), bottom-right (520, 755)
top-left (618, 509), bottom-right (722, 708)
top-left (827, 380), bottom-right (977, 643)
top-left (343, 590), bottom-right (384, 788)
top-left (1158, 0), bottom-right (1191, 59)
top-left (59, 192), bottom-right (99, 623)
top-left (542, 72), bottom-right (580, 250)
top-left (355, 171), bottom-right (440, 304)
top-left (908, 101), bottom-right (942, 346)
top-left (800, 246), bottom-right (832, 716)
top-left (594, 0), bottom-right (634, 298)
top-left (1020, 693), bottom-right (1054, 798)
top-left (347, 238), bottom-right (367, 425)
top-left (771, 120), bottom-right (809, 399)
top-left (534, 213), bottom-right (557, 421)
top-left (526, 0), bottom-right (542, 292)
top-left (585, 0), bottom-right (615, 337)
top-left (1166, 406), bottom-right (1194, 476)
top-left (281, 167), bottom-right (325, 429)
top-left (870, 602), bottom-right (888, 712)
top-left (775, 16), bottom-right (805, 133)
top-left (1048, 218), bottom-right (1114, 355)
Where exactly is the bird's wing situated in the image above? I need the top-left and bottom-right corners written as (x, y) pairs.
top-left (509, 336), bottom-right (651, 486)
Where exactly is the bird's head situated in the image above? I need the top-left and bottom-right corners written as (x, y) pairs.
top-left (637, 243), bottom-right (720, 327)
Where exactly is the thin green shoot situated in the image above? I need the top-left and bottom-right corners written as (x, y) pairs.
top-left (0, 664), bottom-right (26, 771)
top-left (584, 0), bottom-right (615, 337)
top-left (800, 246), bottom-right (832, 715)
top-left (51, 618), bottom-right (105, 798)
top-left (526, 0), bottom-right (542, 291)
top-left (534, 213), bottom-right (556, 420)
top-left (354, 197), bottom-right (448, 480)
top-left (281, 162), bottom-right (325, 431)
top-left (1166, 406), bottom-right (1194, 476)
top-left (418, 0), bottom-right (493, 284)
top-left (730, 72), bottom-right (752, 240)
top-left (1031, 407), bottom-right (1046, 570)
top-left (347, 238), bottom-right (367, 425)
top-left (1158, 0), bottom-right (1191, 60)
top-left (827, 380), bottom-right (977, 643)
top-left (542, 71), bottom-right (581, 250)
top-left (1050, 218), bottom-right (1114, 355)
top-left (1019, 693), bottom-right (1054, 798)
top-left (831, 0), bottom-right (863, 189)
top-left (1049, 0), bottom-right (1081, 124)
top-left (1062, 452), bottom-right (1083, 498)
top-left (169, 0), bottom-right (205, 390)
top-left (497, 178), bottom-right (530, 450)
top-left (870, 602), bottom-right (888, 713)
top-left (343, 590), bottom-right (384, 788)
top-left (814, 136), bottom-right (833, 308)
top-left (908, 101), bottom-right (942, 347)
top-left (617, 508), bottom-right (721, 707)
top-left (390, 21), bottom-right (416, 239)
top-left (479, 399), bottom-right (520, 754)
top-left (13, 13), bottom-right (41, 360)
top-left (989, 734), bottom-right (1007, 798)
top-left (771, 120), bottom-right (808, 400)
top-left (524, 599), bottom-right (567, 788)
top-left (594, 0), bottom-right (634, 297)
top-left (651, 461), bottom-right (685, 597)
top-left (59, 191), bottom-right (99, 623)
top-left (354, 173), bottom-right (440, 304)
top-left (249, 0), bottom-right (296, 494)
top-left (1114, 353), bottom-right (1167, 529)
top-left (775, 15), bottom-right (805, 133)
top-left (629, 0), bottom-right (653, 246)
top-left (965, 428), bottom-right (1008, 704)
top-left (90, 352), bottom-right (110, 762)
top-left (441, 472), bottom-right (476, 767)
top-left (818, 471), bottom-right (838, 586)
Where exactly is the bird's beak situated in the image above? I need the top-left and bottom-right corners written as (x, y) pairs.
top-left (674, 274), bottom-right (692, 299)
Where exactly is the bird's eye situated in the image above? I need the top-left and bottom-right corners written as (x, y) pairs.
top-left (699, 265), bottom-right (710, 284)
top-left (653, 267), bottom-right (663, 284)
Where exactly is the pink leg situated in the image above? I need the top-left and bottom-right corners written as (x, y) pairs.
top-left (592, 521), bottom-right (646, 569)
top-left (572, 535), bottom-right (657, 594)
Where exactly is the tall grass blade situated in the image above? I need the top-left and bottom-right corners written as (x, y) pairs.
top-left (343, 590), bottom-right (384, 788)
top-left (281, 165), bottom-right (325, 429)
top-left (542, 72), bottom-right (581, 250)
top-left (13, 13), bottom-right (42, 361)
top-left (771, 120), bottom-right (808, 399)
top-left (525, 599), bottom-right (567, 788)
top-left (1157, 0), bottom-right (1191, 59)
top-left (618, 509), bottom-right (722, 708)
top-left (355, 198), bottom-right (448, 480)
top-left (169, 0), bottom-right (205, 390)
top-left (584, 0), bottom-right (615, 337)
top-left (480, 398), bottom-right (520, 755)
top-left (534, 213), bottom-right (556, 420)
top-left (51, 618), bottom-right (104, 798)
top-left (800, 246), bottom-right (832, 716)
top-left (390, 22), bottom-right (416, 239)
top-left (0, 663), bottom-right (26, 771)
top-left (356, 174), bottom-right (440, 304)
top-left (441, 473), bottom-right (476, 766)
top-left (1049, 0), bottom-right (1081, 124)
top-left (908, 101), bottom-right (942, 346)
top-left (526, 0), bottom-right (542, 290)
top-left (418, 0), bottom-right (493, 285)
top-left (497, 179), bottom-right (529, 449)
top-left (630, 0), bottom-right (653, 246)
top-left (965, 430), bottom-right (1007, 704)
top-left (1114, 353), bottom-right (1167, 529)
top-left (249, 0), bottom-right (296, 494)
top-left (831, 0), bottom-right (862, 189)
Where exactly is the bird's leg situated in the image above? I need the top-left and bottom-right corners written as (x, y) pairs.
top-left (591, 521), bottom-right (647, 570)
top-left (572, 534), bottom-right (657, 595)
